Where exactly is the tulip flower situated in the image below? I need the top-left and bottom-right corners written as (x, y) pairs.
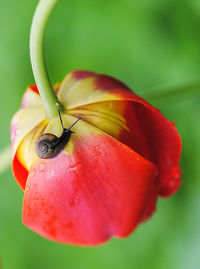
top-left (10, 0), bottom-right (181, 246)
top-left (11, 70), bottom-right (181, 245)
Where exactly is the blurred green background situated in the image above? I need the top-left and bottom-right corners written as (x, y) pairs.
top-left (0, 0), bottom-right (200, 268)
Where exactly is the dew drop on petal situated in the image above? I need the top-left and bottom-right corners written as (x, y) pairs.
top-left (69, 161), bottom-right (81, 172)
top-left (66, 222), bottom-right (74, 228)
top-left (69, 194), bottom-right (75, 207)
top-left (87, 96), bottom-right (93, 102)
top-left (26, 186), bottom-right (30, 192)
top-left (29, 169), bottom-right (36, 177)
top-left (94, 144), bottom-right (100, 151)
top-left (169, 165), bottom-right (181, 189)
top-left (39, 163), bottom-right (46, 172)
top-left (11, 132), bottom-right (15, 143)
top-left (93, 156), bottom-right (97, 161)
top-left (46, 169), bottom-right (55, 179)
top-left (16, 129), bottom-right (21, 135)
top-left (10, 125), bottom-right (20, 142)
top-left (159, 165), bottom-right (181, 197)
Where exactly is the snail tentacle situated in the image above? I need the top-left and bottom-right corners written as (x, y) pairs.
top-left (35, 115), bottom-right (81, 159)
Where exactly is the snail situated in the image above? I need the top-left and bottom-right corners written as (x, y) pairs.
top-left (35, 110), bottom-right (81, 159)
top-left (35, 133), bottom-right (61, 159)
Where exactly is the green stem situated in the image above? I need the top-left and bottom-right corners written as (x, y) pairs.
top-left (0, 146), bottom-right (11, 175)
top-left (30, 0), bottom-right (63, 118)
top-left (142, 80), bottom-right (200, 105)
top-left (1, 81), bottom-right (200, 175)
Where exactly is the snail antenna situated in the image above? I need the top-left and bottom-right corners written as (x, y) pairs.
top-left (58, 109), bottom-right (81, 133)
top-left (66, 117), bottom-right (81, 133)
top-left (58, 109), bottom-right (64, 131)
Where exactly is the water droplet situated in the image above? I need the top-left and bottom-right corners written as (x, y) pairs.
top-left (66, 222), bottom-right (74, 228)
top-left (94, 144), bottom-right (101, 156)
top-left (69, 195), bottom-right (75, 207)
top-left (93, 155), bottom-right (98, 161)
top-left (11, 127), bottom-right (20, 142)
top-left (171, 166), bottom-right (181, 182)
top-left (94, 145), bottom-right (100, 150)
top-left (39, 163), bottom-right (46, 172)
top-left (16, 129), bottom-right (21, 135)
top-left (29, 169), bottom-right (36, 177)
top-left (69, 161), bottom-right (81, 172)
top-left (26, 186), bottom-right (30, 192)
top-left (87, 96), bottom-right (93, 102)
top-left (159, 166), bottom-right (181, 196)
top-left (11, 132), bottom-right (15, 142)
top-left (46, 169), bottom-right (55, 179)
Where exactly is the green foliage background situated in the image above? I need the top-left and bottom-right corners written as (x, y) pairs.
top-left (0, 0), bottom-right (200, 268)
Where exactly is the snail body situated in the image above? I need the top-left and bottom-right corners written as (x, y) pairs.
top-left (35, 133), bottom-right (60, 159)
top-left (35, 130), bottom-right (72, 159)
top-left (35, 115), bottom-right (81, 159)
top-left (35, 114), bottom-right (81, 159)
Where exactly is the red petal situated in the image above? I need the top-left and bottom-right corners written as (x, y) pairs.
top-left (72, 70), bottom-right (131, 91)
top-left (23, 133), bottom-right (156, 246)
top-left (60, 70), bottom-right (181, 217)
top-left (126, 103), bottom-right (181, 197)
top-left (12, 153), bottom-right (28, 190)
top-left (29, 84), bottom-right (39, 94)
top-left (68, 71), bottom-right (181, 198)
top-left (71, 70), bottom-right (96, 80)
top-left (115, 101), bottom-right (181, 218)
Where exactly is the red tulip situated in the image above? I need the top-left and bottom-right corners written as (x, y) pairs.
top-left (11, 70), bottom-right (181, 246)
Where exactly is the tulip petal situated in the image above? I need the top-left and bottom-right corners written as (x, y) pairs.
top-left (66, 99), bottom-right (181, 200)
top-left (23, 120), bottom-right (157, 246)
top-left (12, 153), bottom-right (29, 190)
top-left (127, 103), bottom-right (181, 198)
top-left (11, 70), bottom-right (181, 240)
top-left (58, 71), bottom-right (134, 109)
top-left (12, 113), bottom-right (83, 190)
top-left (21, 87), bottom-right (42, 108)
top-left (58, 70), bottom-right (181, 200)
top-left (21, 83), bottom-right (61, 108)
top-left (12, 120), bottom-right (49, 190)
top-left (11, 107), bottom-right (45, 159)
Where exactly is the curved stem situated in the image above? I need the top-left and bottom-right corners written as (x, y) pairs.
top-left (30, 0), bottom-right (63, 118)
top-left (0, 146), bottom-right (11, 175)
top-left (1, 80), bottom-right (200, 175)
top-left (142, 80), bottom-right (200, 105)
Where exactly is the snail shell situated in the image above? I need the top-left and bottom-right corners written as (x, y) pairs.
top-left (35, 133), bottom-right (59, 159)
top-left (34, 116), bottom-right (81, 159)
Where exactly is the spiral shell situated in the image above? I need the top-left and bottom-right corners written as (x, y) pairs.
top-left (35, 133), bottom-right (58, 159)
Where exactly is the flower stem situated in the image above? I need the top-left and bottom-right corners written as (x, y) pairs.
top-left (142, 80), bottom-right (200, 105)
top-left (1, 80), bottom-right (200, 175)
top-left (0, 146), bottom-right (11, 175)
top-left (30, 0), bottom-right (63, 118)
